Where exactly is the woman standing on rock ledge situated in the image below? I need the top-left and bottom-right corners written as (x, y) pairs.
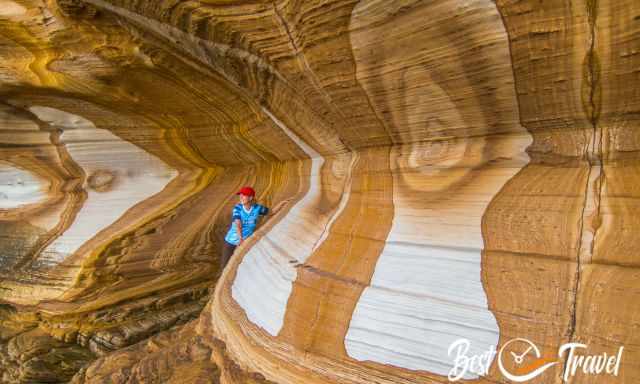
top-left (220, 186), bottom-right (288, 269)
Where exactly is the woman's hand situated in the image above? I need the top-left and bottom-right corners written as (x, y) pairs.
top-left (272, 198), bottom-right (293, 214)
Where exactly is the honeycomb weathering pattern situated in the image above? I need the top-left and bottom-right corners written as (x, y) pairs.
top-left (0, 0), bottom-right (639, 383)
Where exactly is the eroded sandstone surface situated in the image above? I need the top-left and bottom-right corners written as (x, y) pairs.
top-left (0, 0), bottom-right (639, 383)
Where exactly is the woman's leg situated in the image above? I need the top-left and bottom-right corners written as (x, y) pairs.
top-left (220, 241), bottom-right (237, 268)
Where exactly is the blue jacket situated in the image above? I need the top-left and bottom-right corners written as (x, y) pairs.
top-left (224, 203), bottom-right (269, 245)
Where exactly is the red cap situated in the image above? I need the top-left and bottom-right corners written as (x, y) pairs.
top-left (236, 186), bottom-right (255, 197)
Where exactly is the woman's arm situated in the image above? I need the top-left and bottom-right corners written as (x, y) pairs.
top-left (235, 218), bottom-right (243, 244)
top-left (255, 199), bottom-right (292, 231)
top-left (269, 198), bottom-right (293, 216)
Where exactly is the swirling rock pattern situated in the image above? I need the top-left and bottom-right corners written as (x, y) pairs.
top-left (0, 0), bottom-right (638, 383)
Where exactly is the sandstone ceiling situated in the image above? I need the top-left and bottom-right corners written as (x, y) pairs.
top-left (0, 0), bottom-right (639, 383)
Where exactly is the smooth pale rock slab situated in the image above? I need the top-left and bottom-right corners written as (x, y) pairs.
top-left (0, 1), bottom-right (26, 17)
top-left (345, 134), bottom-right (531, 379)
top-left (0, 163), bottom-right (49, 209)
top-left (28, 106), bottom-right (177, 265)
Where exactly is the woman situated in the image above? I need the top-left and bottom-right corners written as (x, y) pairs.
top-left (220, 186), bottom-right (288, 269)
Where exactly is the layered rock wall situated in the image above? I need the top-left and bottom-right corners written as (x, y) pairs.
top-left (0, 0), bottom-right (638, 383)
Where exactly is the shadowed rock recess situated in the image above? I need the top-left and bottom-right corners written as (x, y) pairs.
top-left (0, 0), bottom-right (638, 383)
